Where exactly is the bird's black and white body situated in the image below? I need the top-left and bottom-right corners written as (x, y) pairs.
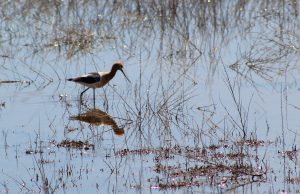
top-left (67, 61), bottom-right (130, 107)
top-left (68, 72), bottom-right (103, 88)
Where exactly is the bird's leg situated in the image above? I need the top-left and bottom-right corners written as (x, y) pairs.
top-left (80, 87), bottom-right (90, 103)
top-left (93, 88), bottom-right (95, 109)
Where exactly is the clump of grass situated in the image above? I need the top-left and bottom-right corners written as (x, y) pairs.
top-left (46, 28), bottom-right (94, 59)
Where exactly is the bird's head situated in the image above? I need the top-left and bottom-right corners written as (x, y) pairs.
top-left (112, 61), bottom-right (130, 82)
top-left (112, 61), bottom-right (124, 70)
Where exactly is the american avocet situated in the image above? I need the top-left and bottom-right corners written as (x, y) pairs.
top-left (67, 61), bottom-right (130, 107)
top-left (70, 108), bottom-right (124, 136)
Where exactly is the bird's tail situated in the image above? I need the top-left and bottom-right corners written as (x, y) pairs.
top-left (66, 78), bottom-right (74, 81)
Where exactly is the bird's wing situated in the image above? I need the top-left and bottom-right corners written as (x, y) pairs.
top-left (72, 72), bottom-right (101, 84)
top-left (97, 71), bottom-right (108, 77)
top-left (88, 72), bottom-right (101, 76)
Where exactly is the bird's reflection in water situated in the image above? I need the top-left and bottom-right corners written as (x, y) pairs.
top-left (70, 108), bottom-right (124, 136)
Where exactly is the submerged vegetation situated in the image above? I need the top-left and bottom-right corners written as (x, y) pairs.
top-left (0, 0), bottom-right (300, 193)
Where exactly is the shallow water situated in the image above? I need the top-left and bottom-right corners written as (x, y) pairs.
top-left (0, 1), bottom-right (300, 193)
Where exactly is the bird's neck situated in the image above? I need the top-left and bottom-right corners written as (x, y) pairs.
top-left (106, 67), bottom-right (117, 80)
top-left (109, 67), bottom-right (118, 76)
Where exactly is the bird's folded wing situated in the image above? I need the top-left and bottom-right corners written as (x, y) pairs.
top-left (73, 73), bottom-right (101, 84)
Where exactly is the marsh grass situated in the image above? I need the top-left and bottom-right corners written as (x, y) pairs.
top-left (1, 0), bottom-right (299, 83)
top-left (47, 28), bottom-right (95, 59)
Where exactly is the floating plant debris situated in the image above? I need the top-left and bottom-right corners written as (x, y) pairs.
top-left (116, 144), bottom-right (266, 189)
top-left (235, 139), bottom-right (266, 147)
top-left (155, 180), bottom-right (205, 190)
top-left (115, 145), bottom-right (256, 161)
top-left (115, 146), bottom-right (207, 158)
top-left (25, 149), bottom-right (44, 155)
top-left (279, 149), bottom-right (298, 160)
top-left (0, 80), bottom-right (31, 84)
top-left (57, 140), bottom-right (95, 150)
top-left (287, 177), bottom-right (300, 183)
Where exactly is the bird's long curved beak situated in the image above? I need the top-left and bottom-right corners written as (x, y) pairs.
top-left (120, 69), bottom-right (131, 83)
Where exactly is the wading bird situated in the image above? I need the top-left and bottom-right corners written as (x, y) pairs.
top-left (67, 61), bottom-right (130, 107)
